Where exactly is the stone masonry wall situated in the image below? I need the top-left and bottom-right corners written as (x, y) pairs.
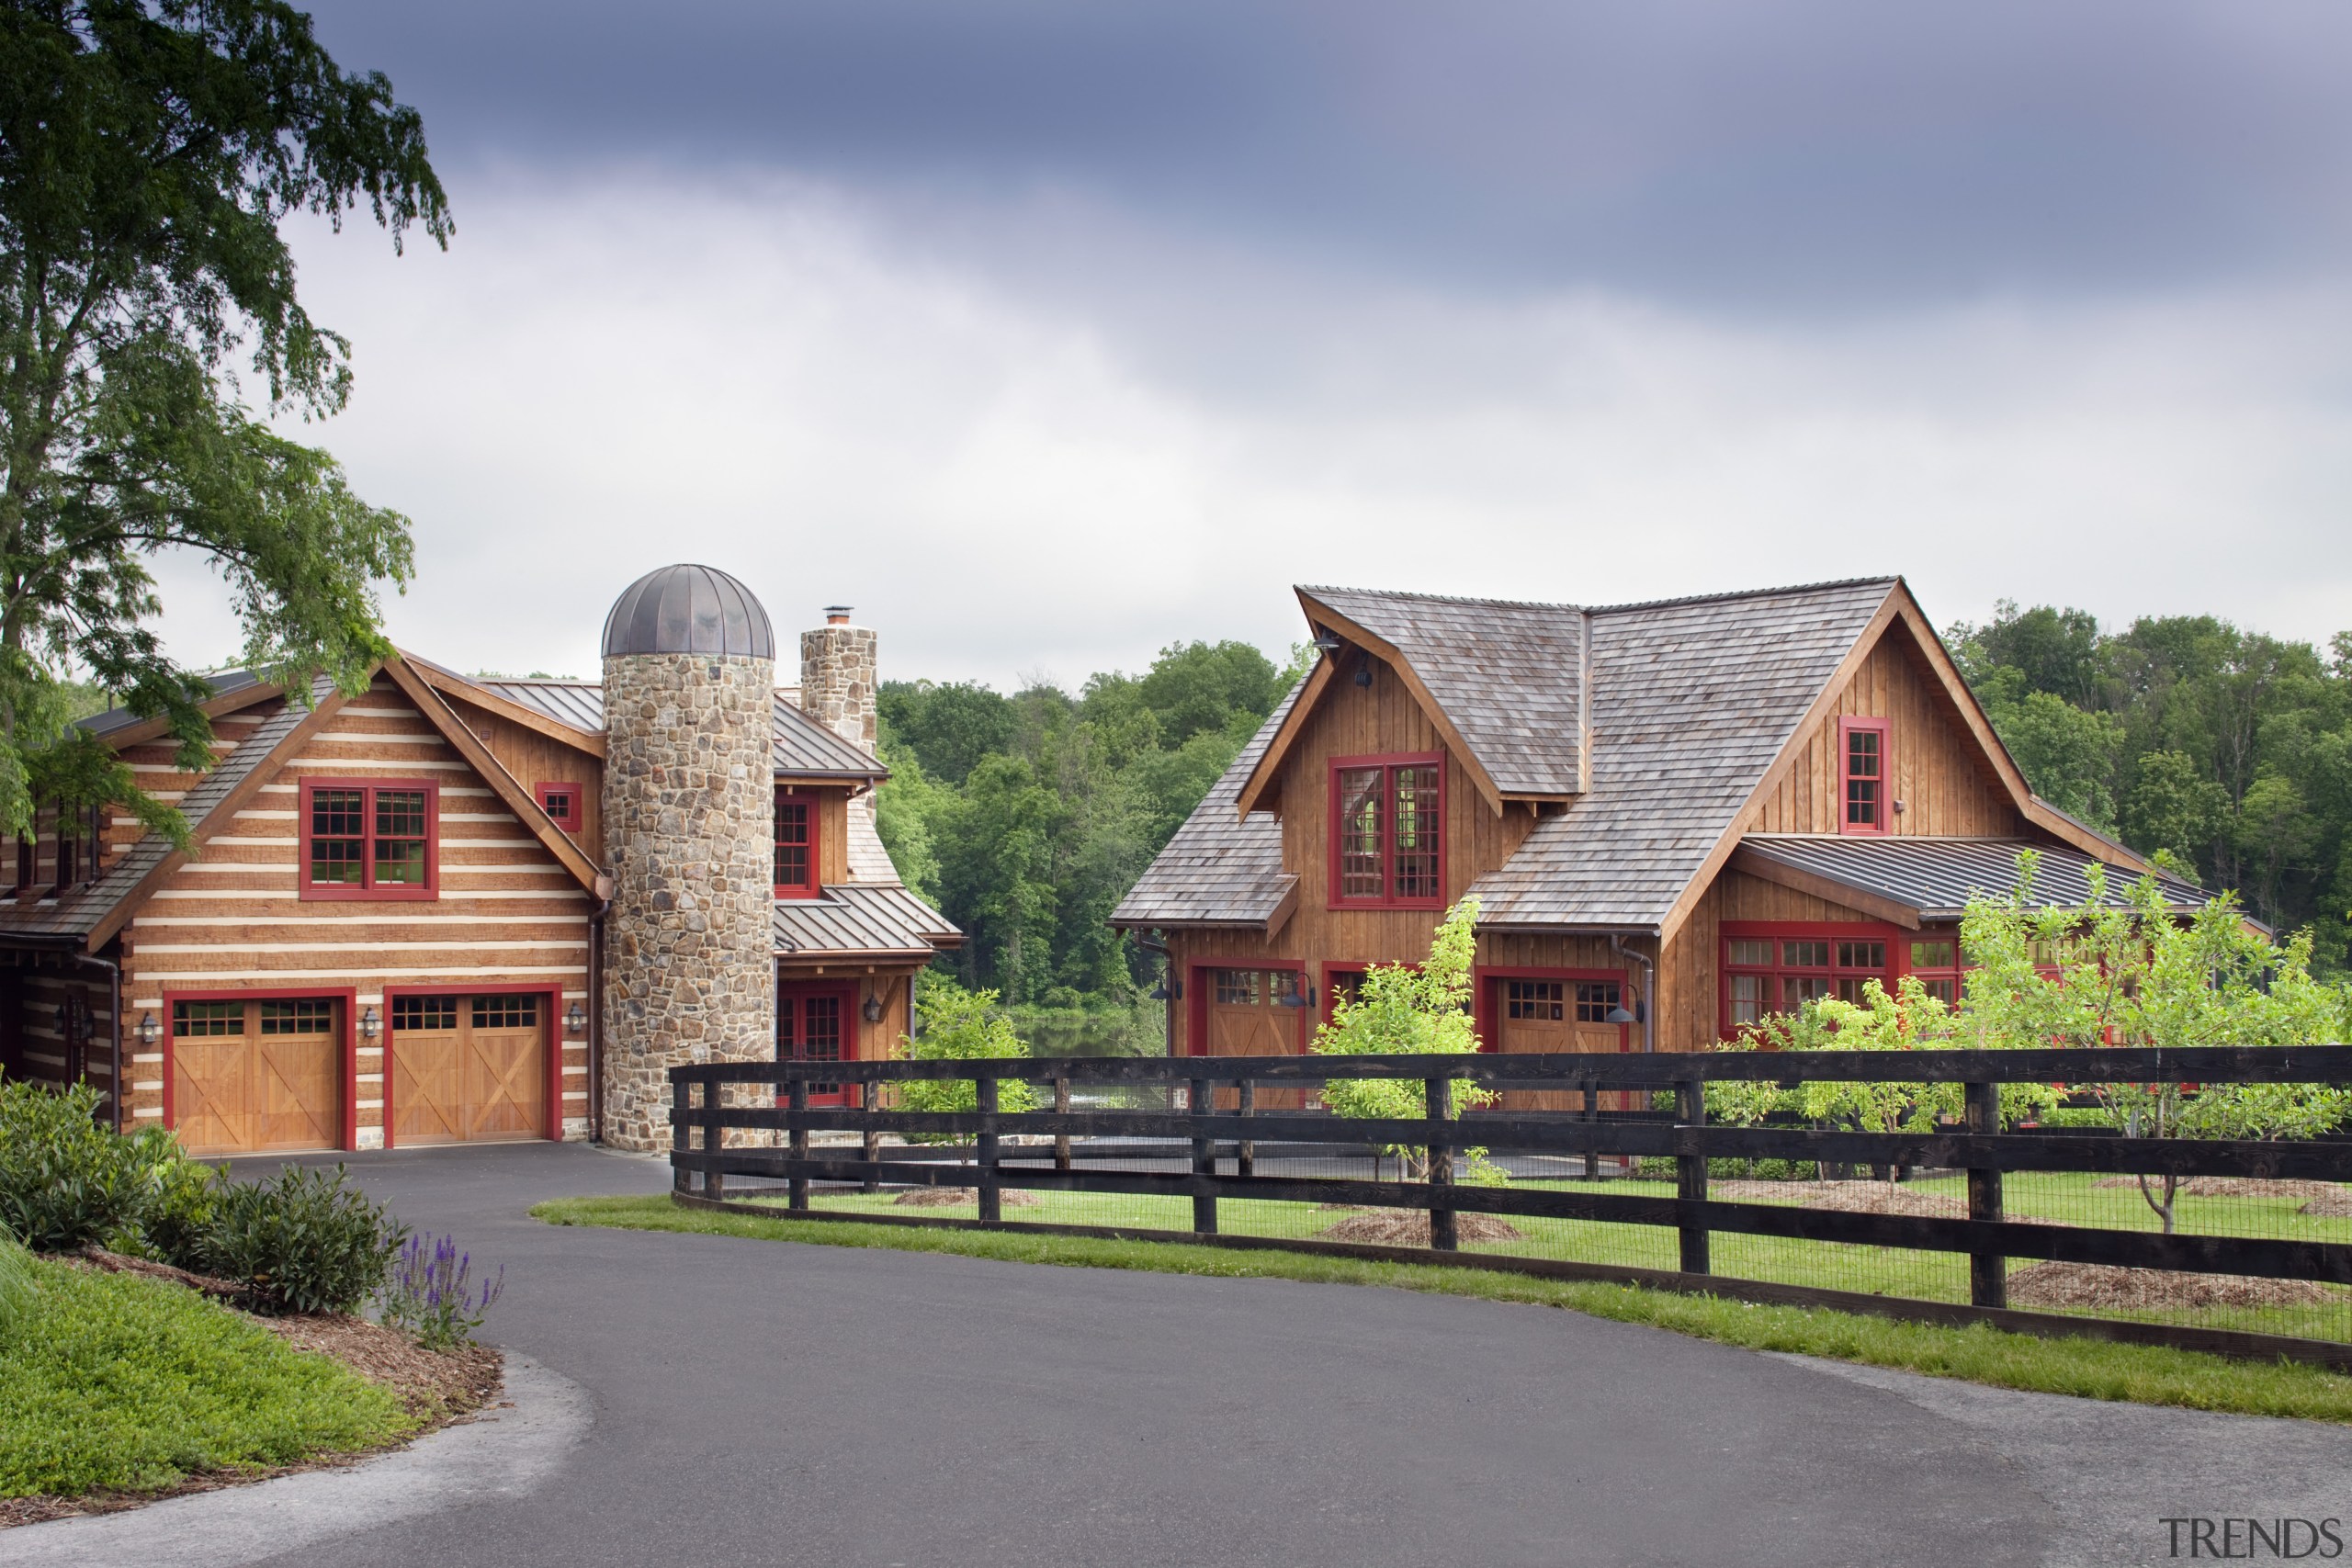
top-left (799, 623), bottom-right (878, 755)
top-left (601, 650), bottom-right (778, 1152)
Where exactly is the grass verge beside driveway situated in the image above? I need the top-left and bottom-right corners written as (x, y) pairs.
top-left (0, 1258), bottom-right (413, 1500)
top-left (535, 1193), bottom-right (2352, 1424)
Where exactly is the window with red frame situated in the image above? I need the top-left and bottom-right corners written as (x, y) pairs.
top-left (1840, 717), bottom-right (1890, 834)
top-left (536, 782), bottom-right (583, 833)
top-left (1330, 756), bottom-right (1443, 906)
top-left (774, 789), bottom-right (818, 897)
top-left (1907, 937), bottom-right (1960, 1006)
top-left (300, 781), bottom-right (435, 898)
top-left (1723, 932), bottom-right (1893, 1031)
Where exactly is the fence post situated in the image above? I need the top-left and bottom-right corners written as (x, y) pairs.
top-left (672, 1074), bottom-right (690, 1195)
top-left (1426, 1074), bottom-right (1458, 1252)
top-left (788, 1074), bottom-right (810, 1212)
top-left (976, 1072), bottom-right (1001, 1224)
top-left (861, 1079), bottom-right (881, 1193)
top-left (1054, 1076), bottom-right (1071, 1172)
top-left (1675, 1076), bottom-right (1710, 1276)
top-left (1190, 1076), bottom-right (1217, 1234)
top-left (1964, 1078), bottom-right (2006, 1309)
top-left (1237, 1078), bottom-right (1256, 1179)
top-left (705, 1078), bottom-right (726, 1201)
top-left (1582, 1074), bottom-right (1600, 1180)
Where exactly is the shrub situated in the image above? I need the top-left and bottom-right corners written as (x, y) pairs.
top-left (899, 978), bottom-right (1036, 1143)
top-left (0, 1077), bottom-right (150, 1251)
top-left (140, 1149), bottom-right (222, 1271)
top-left (202, 1166), bottom-right (407, 1315)
top-left (376, 1233), bottom-right (504, 1350)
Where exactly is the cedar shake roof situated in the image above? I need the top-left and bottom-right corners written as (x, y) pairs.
top-left (1109, 681), bottom-right (1304, 929)
top-left (0, 678), bottom-right (334, 944)
top-left (1733, 835), bottom-right (2205, 925)
top-left (1117, 578), bottom-right (1910, 932)
top-left (1469, 579), bottom-right (1899, 928)
top-left (473, 676), bottom-right (885, 781)
top-left (1297, 587), bottom-right (1587, 796)
top-left (774, 884), bottom-right (961, 959)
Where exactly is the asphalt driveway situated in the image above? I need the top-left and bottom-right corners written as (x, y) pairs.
top-left (39, 1142), bottom-right (2352, 1567)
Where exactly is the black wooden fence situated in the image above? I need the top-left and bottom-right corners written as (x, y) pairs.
top-left (669, 1045), bottom-right (2352, 1366)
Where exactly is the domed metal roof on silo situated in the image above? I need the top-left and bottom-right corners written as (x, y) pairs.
top-left (601, 564), bottom-right (775, 660)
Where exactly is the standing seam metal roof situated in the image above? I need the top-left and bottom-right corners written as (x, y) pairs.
top-left (1735, 835), bottom-right (2204, 920)
top-left (773, 884), bottom-right (962, 956)
top-left (475, 678), bottom-right (883, 780)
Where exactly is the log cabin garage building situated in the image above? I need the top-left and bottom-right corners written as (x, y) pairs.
top-left (0, 567), bottom-right (957, 1156)
top-left (1112, 577), bottom-right (2203, 1071)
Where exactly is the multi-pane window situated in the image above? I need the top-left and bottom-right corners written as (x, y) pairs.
top-left (473, 995), bottom-right (537, 1029)
top-left (1215, 969), bottom-right (1261, 1006)
top-left (173, 1000), bottom-right (243, 1037)
top-left (302, 781), bottom-right (435, 897)
top-left (391, 996), bottom-right (458, 1032)
top-left (261, 999), bottom-right (336, 1034)
top-left (774, 791), bottom-right (817, 897)
top-left (1840, 718), bottom-right (1889, 834)
top-left (1724, 933), bottom-right (1895, 1030)
top-left (1329, 756), bottom-right (1444, 906)
top-left (1575, 981), bottom-right (1622, 1022)
top-left (1909, 939), bottom-right (1960, 1006)
top-left (1507, 979), bottom-right (1564, 1020)
top-left (536, 783), bottom-right (583, 833)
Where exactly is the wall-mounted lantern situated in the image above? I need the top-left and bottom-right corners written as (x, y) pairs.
top-left (137, 1010), bottom-right (161, 1047)
top-left (861, 993), bottom-right (885, 1025)
top-left (564, 1000), bottom-right (587, 1038)
top-left (358, 1005), bottom-right (381, 1042)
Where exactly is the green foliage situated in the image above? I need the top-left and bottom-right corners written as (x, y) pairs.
top-left (898, 976), bottom-right (1037, 1143)
top-left (1311, 899), bottom-right (1498, 1175)
top-left (0, 1258), bottom-right (408, 1497)
top-left (0, 1077), bottom-right (152, 1250)
top-left (1949, 600), bottom-right (2352, 970)
top-left (0, 0), bottom-right (443, 840)
top-left (0, 1227), bottom-right (34, 1340)
top-left (200, 1165), bottom-right (407, 1315)
top-left (877, 639), bottom-right (1293, 1007)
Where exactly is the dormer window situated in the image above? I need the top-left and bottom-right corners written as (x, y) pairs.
top-left (775, 789), bottom-right (818, 898)
top-left (1839, 717), bottom-right (1890, 835)
top-left (1329, 754), bottom-right (1444, 908)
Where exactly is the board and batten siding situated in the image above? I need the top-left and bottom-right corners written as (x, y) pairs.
top-left (117, 674), bottom-right (592, 1148)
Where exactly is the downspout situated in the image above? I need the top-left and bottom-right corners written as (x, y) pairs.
top-left (588, 879), bottom-right (612, 1144)
top-left (1608, 932), bottom-right (1657, 1055)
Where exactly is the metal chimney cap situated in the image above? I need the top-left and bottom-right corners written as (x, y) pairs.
top-left (601, 565), bottom-right (775, 660)
top-left (823, 604), bottom-right (854, 626)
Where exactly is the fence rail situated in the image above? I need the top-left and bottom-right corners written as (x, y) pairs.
top-left (668, 1046), bottom-right (2352, 1367)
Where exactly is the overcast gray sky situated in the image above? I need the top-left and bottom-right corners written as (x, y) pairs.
top-left (163, 1), bottom-right (2352, 685)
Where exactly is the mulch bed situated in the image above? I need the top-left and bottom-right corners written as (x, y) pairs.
top-left (1317, 1209), bottom-right (1525, 1246)
top-left (2302, 1192), bottom-right (2352, 1218)
top-left (2089, 1177), bottom-right (2350, 1200)
top-left (891, 1186), bottom-right (1039, 1208)
top-left (3, 1258), bottom-right (505, 1530)
top-left (1712, 1179), bottom-right (1969, 1219)
top-left (2007, 1260), bottom-right (2335, 1311)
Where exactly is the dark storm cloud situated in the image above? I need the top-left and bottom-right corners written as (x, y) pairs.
top-left (303, 0), bottom-right (2352, 307)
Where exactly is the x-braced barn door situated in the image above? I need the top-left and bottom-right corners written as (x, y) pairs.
top-left (778, 982), bottom-right (856, 1107)
top-left (171, 998), bottom-right (342, 1156)
top-left (390, 993), bottom-right (548, 1145)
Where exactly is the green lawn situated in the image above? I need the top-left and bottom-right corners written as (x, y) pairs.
top-left (536, 1193), bottom-right (2352, 1423)
top-left (0, 1258), bottom-right (413, 1498)
top-left (756, 1170), bottom-right (2352, 1343)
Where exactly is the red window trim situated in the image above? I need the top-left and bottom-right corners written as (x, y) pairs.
top-left (1327, 751), bottom-right (1447, 908)
top-left (777, 978), bottom-right (859, 1106)
top-left (1838, 716), bottom-right (1891, 836)
top-left (774, 788), bottom-right (820, 899)
top-left (535, 781), bottom-right (584, 834)
top-left (298, 778), bottom-right (440, 901)
top-left (162, 987), bottom-right (362, 1154)
top-left (1185, 958), bottom-right (1311, 1057)
top-left (1719, 920), bottom-right (1901, 1039)
top-left (379, 982), bottom-right (565, 1149)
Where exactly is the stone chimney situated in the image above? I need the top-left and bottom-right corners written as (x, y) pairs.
top-left (800, 604), bottom-right (877, 757)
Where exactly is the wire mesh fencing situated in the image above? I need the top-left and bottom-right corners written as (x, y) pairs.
top-left (670, 1045), bottom-right (2352, 1358)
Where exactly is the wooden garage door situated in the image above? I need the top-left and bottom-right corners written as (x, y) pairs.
top-left (390, 994), bottom-right (546, 1145)
top-left (1200, 968), bottom-right (1309, 1110)
top-left (172, 998), bottom-right (342, 1156)
top-left (1497, 978), bottom-right (1632, 1113)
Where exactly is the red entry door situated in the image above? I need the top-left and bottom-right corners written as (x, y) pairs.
top-left (778, 983), bottom-right (855, 1106)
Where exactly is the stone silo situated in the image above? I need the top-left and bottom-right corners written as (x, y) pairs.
top-left (599, 564), bottom-right (777, 1152)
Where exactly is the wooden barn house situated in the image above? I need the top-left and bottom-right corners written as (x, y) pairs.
top-left (1112, 577), bottom-right (2201, 1070)
top-left (0, 571), bottom-right (956, 1157)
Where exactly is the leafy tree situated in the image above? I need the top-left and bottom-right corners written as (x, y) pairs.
top-left (1310, 898), bottom-right (1500, 1180)
top-left (0, 0), bottom-right (444, 840)
top-left (1134, 639), bottom-right (1283, 747)
top-left (1957, 853), bottom-right (2346, 1233)
top-left (897, 976), bottom-right (1035, 1142)
top-left (878, 680), bottom-right (1016, 786)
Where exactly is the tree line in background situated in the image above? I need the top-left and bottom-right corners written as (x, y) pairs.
top-left (872, 639), bottom-right (1306, 1010)
top-left (1951, 603), bottom-right (2352, 975)
top-left (873, 598), bottom-right (2352, 1016)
